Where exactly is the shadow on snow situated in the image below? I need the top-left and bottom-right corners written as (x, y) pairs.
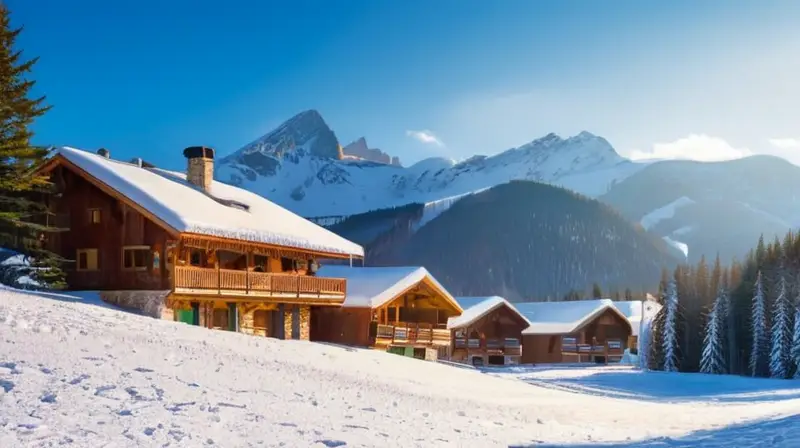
top-left (510, 414), bottom-right (800, 447)
top-left (483, 365), bottom-right (800, 404)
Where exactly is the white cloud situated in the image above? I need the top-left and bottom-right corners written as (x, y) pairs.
top-left (769, 138), bottom-right (800, 150)
top-left (406, 130), bottom-right (445, 147)
top-left (628, 134), bottom-right (752, 162)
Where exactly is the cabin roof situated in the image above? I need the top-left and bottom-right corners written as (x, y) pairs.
top-left (516, 299), bottom-right (632, 335)
top-left (447, 296), bottom-right (531, 329)
top-left (612, 300), bottom-right (662, 336)
top-left (48, 147), bottom-right (364, 258)
top-left (315, 265), bottom-right (462, 311)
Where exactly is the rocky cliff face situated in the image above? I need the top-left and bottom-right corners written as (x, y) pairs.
top-left (219, 110), bottom-right (341, 178)
top-left (343, 137), bottom-right (401, 166)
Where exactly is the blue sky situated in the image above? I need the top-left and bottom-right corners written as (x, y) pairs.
top-left (9, 0), bottom-right (800, 169)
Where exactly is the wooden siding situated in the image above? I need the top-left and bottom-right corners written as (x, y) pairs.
top-left (49, 166), bottom-right (171, 290)
top-left (451, 303), bottom-right (527, 365)
top-left (310, 307), bottom-right (372, 347)
top-left (520, 308), bottom-right (632, 364)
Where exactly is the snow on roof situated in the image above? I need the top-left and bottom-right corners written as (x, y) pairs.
top-left (53, 147), bottom-right (363, 258)
top-left (316, 265), bottom-right (461, 311)
top-left (515, 299), bottom-right (632, 335)
top-left (447, 296), bottom-right (530, 329)
top-left (612, 300), bottom-right (662, 336)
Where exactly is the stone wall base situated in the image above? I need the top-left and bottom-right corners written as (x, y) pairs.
top-left (100, 290), bottom-right (171, 319)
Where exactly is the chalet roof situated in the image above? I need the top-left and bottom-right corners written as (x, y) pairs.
top-left (51, 147), bottom-right (364, 258)
top-left (315, 265), bottom-right (462, 311)
top-left (447, 296), bottom-right (531, 330)
top-left (515, 299), bottom-right (632, 335)
top-left (612, 300), bottom-right (662, 337)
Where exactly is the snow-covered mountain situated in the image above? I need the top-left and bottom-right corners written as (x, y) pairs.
top-left (216, 110), bottom-right (646, 217)
top-left (601, 156), bottom-right (800, 262)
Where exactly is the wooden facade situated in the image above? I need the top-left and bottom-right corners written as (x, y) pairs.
top-left (521, 307), bottom-right (632, 364)
top-left (450, 303), bottom-right (528, 367)
top-left (45, 166), bottom-right (172, 290)
top-left (38, 154), bottom-right (356, 343)
top-left (310, 276), bottom-right (461, 358)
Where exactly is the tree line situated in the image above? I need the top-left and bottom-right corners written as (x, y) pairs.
top-left (0, 5), bottom-right (65, 288)
top-left (648, 232), bottom-right (800, 379)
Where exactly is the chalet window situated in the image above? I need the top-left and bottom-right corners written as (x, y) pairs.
top-left (253, 309), bottom-right (269, 329)
top-left (76, 249), bottom-right (98, 271)
top-left (253, 255), bottom-right (267, 272)
top-left (280, 257), bottom-right (294, 271)
top-left (122, 246), bottom-right (150, 271)
top-left (212, 308), bottom-right (229, 329)
top-left (189, 249), bottom-right (203, 266)
top-left (88, 208), bottom-right (101, 224)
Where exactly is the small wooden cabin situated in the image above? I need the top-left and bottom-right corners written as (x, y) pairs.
top-left (35, 146), bottom-right (364, 341)
top-left (447, 296), bottom-right (530, 367)
top-left (516, 300), bottom-right (633, 364)
top-left (309, 266), bottom-right (463, 359)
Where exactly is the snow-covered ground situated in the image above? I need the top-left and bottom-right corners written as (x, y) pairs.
top-left (1, 288), bottom-right (799, 447)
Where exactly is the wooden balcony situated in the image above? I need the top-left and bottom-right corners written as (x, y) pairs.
top-left (454, 337), bottom-right (522, 356)
top-left (173, 265), bottom-right (346, 301)
top-left (374, 322), bottom-right (451, 348)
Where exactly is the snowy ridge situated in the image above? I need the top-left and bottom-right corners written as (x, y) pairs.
top-left (640, 196), bottom-right (696, 230)
top-left (413, 188), bottom-right (490, 231)
top-left (216, 121), bottom-right (649, 217)
top-left (54, 147), bottom-right (364, 257)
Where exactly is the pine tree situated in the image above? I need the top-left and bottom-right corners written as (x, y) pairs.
top-left (0, 6), bottom-right (64, 288)
top-left (791, 305), bottom-right (800, 379)
top-left (750, 271), bottom-right (769, 377)
top-left (769, 276), bottom-right (792, 378)
top-left (624, 288), bottom-right (633, 301)
top-left (700, 286), bottom-right (727, 374)
top-left (591, 283), bottom-right (603, 299)
top-left (662, 278), bottom-right (679, 372)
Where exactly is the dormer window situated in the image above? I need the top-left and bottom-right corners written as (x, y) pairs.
top-left (88, 208), bottom-right (101, 224)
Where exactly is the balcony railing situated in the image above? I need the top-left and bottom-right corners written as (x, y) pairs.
top-left (174, 265), bottom-right (346, 298)
top-left (454, 337), bottom-right (522, 356)
top-left (375, 322), bottom-right (451, 347)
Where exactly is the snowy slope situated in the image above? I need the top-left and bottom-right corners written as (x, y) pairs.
top-left (216, 111), bottom-right (647, 217)
top-left (602, 155), bottom-right (800, 262)
top-left (2, 288), bottom-right (800, 447)
top-left (640, 197), bottom-right (696, 230)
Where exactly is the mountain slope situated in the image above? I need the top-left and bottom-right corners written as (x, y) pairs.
top-left (215, 110), bottom-right (645, 217)
top-left (330, 181), bottom-right (678, 300)
top-left (600, 155), bottom-right (800, 262)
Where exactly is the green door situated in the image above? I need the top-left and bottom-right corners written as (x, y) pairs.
top-left (177, 308), bottom-right (195, 325)
top-left (228, 303), bottom-right (238, 332)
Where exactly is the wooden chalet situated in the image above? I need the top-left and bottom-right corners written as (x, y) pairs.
top-left (447, 296), bottom-right (530, 367)
top-left (310, 266), bottom-right (463, 359)
top-left (516, 300), bottom-right (633, 364)
top-left (35, 146), bottom-right (364, 340)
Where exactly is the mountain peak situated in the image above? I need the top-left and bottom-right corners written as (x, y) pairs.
top-left (342, 136), bottom-right (402, 166)
top-left (226, 109), bottom-right (341, 163)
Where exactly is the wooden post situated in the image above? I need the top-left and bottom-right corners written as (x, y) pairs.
top-left (216, 250), bottom-right (221, 295)
top-left (245, 250), bottom-right (251, 294)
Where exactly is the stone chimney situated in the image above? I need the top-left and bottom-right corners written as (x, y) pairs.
top-left (97, 148), bottom-right (110, 158)
top-left (183, 146), bottom-right (214, 192)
